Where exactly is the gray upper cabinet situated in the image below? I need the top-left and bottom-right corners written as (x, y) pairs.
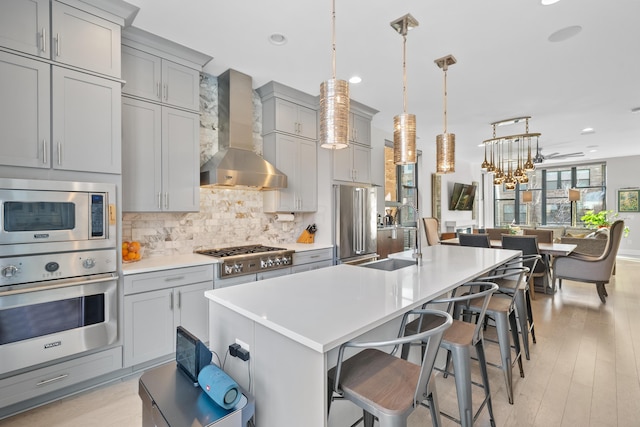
top-left (257, 81), bottom-right (318, 213)
top-left (52, 67), bottom-right (121, 173)
top-left (122, 45), bottom-right (200, 111)
top-left (121, 27), bottom-right (211, 112)
top-left (122, 98), bottom-right (199, 212)
top-left (0, 50), bottom-right (121, 173)
top-left (0, 0), bottom-right (122, 78)
top-left (0, 0), bottom-right (49, 58)
top-left (333, 100), bottom-right (378, 184)
top-left (120, 28), bottom-right (211, 212)
top-left (0, 51), bottom-right (50, 169)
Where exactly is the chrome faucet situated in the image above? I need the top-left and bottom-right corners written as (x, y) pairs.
top-left (396, 201), bottom-right (422, 264)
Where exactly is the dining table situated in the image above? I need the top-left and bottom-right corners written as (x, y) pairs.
top-left (440, 237), bottom-right (577, 293)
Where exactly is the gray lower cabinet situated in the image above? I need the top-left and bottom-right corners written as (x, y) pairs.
top-left (291, 248), bottom-right (334, 273)
top-left (123, 265), bottom-right (214, 367)
top-left (122, 97), bottom-right (199, 212)
top-left (0, 51), bottom-right (121, 173)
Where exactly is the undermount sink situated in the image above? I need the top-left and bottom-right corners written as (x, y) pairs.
top-left (359, 258), bottom-right (417, 271)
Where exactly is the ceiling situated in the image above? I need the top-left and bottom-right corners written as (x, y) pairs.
top-left (125, 0), bottom-right (640, 165)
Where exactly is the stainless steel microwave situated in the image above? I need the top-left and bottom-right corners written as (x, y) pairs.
top-left (0, 178), bottom-right (116, 256)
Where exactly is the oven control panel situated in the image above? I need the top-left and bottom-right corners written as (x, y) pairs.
top-left (0, 249), bottom-right (117, 287)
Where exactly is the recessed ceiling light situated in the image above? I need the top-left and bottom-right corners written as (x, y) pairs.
top-left (581, 127), bottom-right (595, 134)
top-left (349, 76), bottom-right (362, 84)
top-left (548, 25), bottom-right (582, 42)
top-left (541, 0), bottom-right (561, 5)
top-left (631, 106), bottom-right (640, 113)
top-left (589, 149), bottom-right (598, 153)
top-left (268, 33), bottom-right (287, 45)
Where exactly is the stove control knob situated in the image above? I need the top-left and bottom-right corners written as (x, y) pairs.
top-left (282, 255), bottom-right (291, 265)
top-left (234, 263), bottom-right (243, 273)
top-left (83, 258), bottom-right (96, 269)
top-left (261, 259), bottom-right (268, 268)
top-left (1, 265), bottom-right (18, 278)
top-left (267, 258), bottom-right (274, 267)
top-left (225, 264), bottom-right (234, 275)
top-left (274, 257), bottom-right (281, 266)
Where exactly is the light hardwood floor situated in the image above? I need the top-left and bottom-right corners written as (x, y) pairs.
top-left (2, 257), bottom-right (639, 427)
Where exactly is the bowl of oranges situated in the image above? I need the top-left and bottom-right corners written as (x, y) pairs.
top-left (122, 241), bottom-right (144, 263)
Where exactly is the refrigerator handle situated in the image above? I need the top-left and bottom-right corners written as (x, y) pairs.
top-left (355, 188), bottom-right (364, 254)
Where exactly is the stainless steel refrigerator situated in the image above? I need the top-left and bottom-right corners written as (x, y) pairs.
top-left (334, 184), bottom-right (378, 264)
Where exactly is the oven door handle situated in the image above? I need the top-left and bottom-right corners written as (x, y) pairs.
top-left (0, 273), bottom-right (118, 297)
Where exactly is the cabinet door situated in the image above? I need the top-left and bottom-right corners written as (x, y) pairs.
top-left (124, 289), bottom-right (175, 367)
top-left (122, 46), bottom-right (162, 102)
top-left (297, 104), bottom-right (317, 140)
top-left (0, 0), bottom-right (49, 58)
top-left (350, 112), bottom-right (371, 146)
top-left (273, 98), bottom-right (299, 136)
top-left (52, 67), bottom-right (121, 173)
top-left (162, 60), bottom-right (200, 111)
top-left (332, 145), bottom-right (354, 182)
top-left (352, 144), bottom-right (371, 183)
top-left (162, 107), bottom-right (200, 211)
top-left (175, 282), bottom-right (212, 343)
top-left (298, 138), bottom-right (317, 211)
top-left (0, 51), bottom-right (50, 168)
top-left (271, 134), bottom-right (299, 211)
top-left (122, 98), bottom-right (162, 211)
top-left (51, 1), bottom-right (121, 78)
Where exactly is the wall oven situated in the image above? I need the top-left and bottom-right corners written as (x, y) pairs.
top-left (0, 179), bottom-right (118, 377)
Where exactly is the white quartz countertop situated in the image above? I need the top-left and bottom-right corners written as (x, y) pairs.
top-left (122, 253), bottom-right (219, 275)
top-left (205, 245), bottom-right (519, 353)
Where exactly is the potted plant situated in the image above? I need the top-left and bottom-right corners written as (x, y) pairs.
top-left (580, 210), bottom-right (630, 237)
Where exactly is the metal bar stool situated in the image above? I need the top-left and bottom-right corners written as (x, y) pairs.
top-left (401, 282), bottom-right (499, 427)
top-left (328, 309), bottom-right (452, 427)
top-left (494, 254), bottom-right (541, 360)
top-left (466, 265), bottom-right (528, 404)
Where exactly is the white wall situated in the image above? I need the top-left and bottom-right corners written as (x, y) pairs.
top-left (605, 155), bottom-right (640, 257)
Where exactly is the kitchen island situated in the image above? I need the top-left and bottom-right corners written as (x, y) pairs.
top-left (205, 245), bottom-right (519, 427)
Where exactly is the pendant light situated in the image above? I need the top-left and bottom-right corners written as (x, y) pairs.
top-left (435, 55), bottom-right (456, 174)
top-left (390, 13), bottom-right (419, 165)
top-left (319, 0), bottom-right (350, 150)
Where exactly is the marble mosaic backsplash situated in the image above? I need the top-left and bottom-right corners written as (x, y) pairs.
top-left (122, 72), bottom-right (304, 256)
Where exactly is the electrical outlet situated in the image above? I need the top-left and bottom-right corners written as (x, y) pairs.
top-left (235, 338), bottom-right (250, 353)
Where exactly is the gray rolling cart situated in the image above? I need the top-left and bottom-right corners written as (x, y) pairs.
top-left (139, 363), bottom-right (255, 427)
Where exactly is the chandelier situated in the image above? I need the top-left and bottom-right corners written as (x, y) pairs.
top-left (481, 116), bottom-right (540, 190)
top-left (319, 0), bottom-right (350, 150)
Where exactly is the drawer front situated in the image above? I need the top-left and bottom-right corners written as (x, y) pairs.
top-left (291, 260), bottom-right (333, 274)
top-left (0, 347), bottom-right (122, 408)
top-left (292, 247), bottom-right (333, 266)
top-left (124, 265), bottom-right (214, 295)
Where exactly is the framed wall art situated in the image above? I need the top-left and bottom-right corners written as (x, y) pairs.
top-left (618, 188), bottom-right (640, 212)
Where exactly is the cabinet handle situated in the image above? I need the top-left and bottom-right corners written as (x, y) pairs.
top-left (157, 192), bottom-right (162, 209)
top-left (164, 276), bottom-right (185, 282)
top-left (310, 255), bottom-right (320, 259)
top-left (163, 84), bottom-right (168, 101)
top-left (42, 139), bottom-right (47, 164)
top-left (156, 82), bottom-right (161, 99)
top-left (164, 192), bottom-right (169, 209)
top-left (354, 128), bottom-right (358, 142)
top-left (41, 28), bottom-right (46, 53)
top-left (298, 122), bottom-right (302, 134)
top-left (177, 291), bottom-right (181, 309)
top-left (55, 33), bottom-right (61, 57)
top-left (169, 292), bottom-right (174, 310)
top-left (37, 374), bottom-right (69, 387)
top-left (57, 142), bottom-right (62, 165)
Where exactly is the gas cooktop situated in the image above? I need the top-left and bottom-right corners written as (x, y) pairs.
top-left (196, 244), bottom-right (289, 258)
top-left (196, 245), bottom-right (295, 278)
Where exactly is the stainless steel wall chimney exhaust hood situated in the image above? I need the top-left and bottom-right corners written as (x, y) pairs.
top-left (200, 69), bottom-right (287, 189)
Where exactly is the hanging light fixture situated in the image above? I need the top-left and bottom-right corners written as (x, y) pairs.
top-left (319, 0), bottom-right (350, 150)
top-left (390, 13), bottom-right (419, 165)
top-left (482, 116), bottom-right (541, 189)
top-left (435, 54), bottom-right (457, 174)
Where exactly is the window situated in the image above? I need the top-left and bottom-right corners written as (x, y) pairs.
top-left (493, 162), bottom-right (606, 227)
